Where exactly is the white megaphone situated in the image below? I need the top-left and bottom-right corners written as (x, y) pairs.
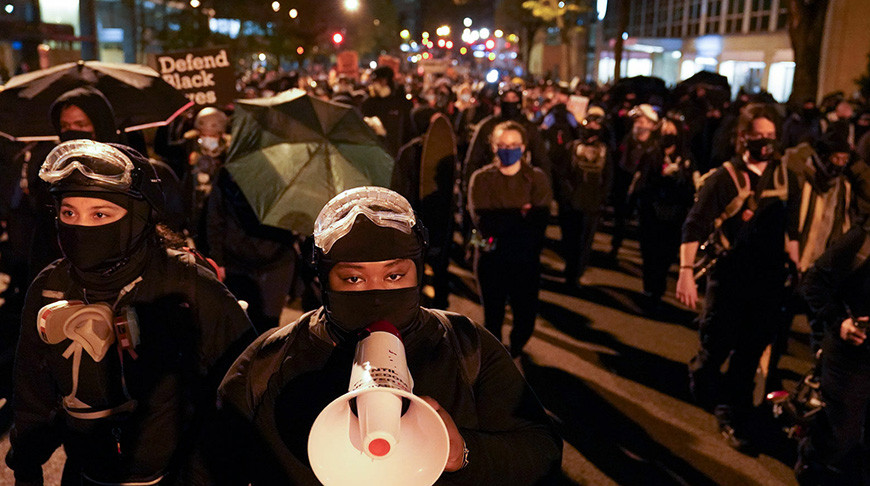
top-left (308, 320), bottom-right (450, 486)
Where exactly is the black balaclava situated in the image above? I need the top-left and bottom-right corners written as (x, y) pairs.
top-left (499, 89), bottom-right (523, 121)
top-left (318, 215), bottom-right (425, 344)
top-left (49, 86), bottom-right (120, 143)
top-left (56, 190), bottom-right (153, 292)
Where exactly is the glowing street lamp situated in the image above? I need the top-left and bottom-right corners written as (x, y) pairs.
top-left (332, 32), bottom-right (344, 45)
top-left (271, 1), bottom-right (280, 12)
top-left (494, 29), bottom-right (503, 38)
top-left (297, 46), bottom-right (304, 55)
top-left (463, 17), bottom-right (472, 27)
top-left (436, 25), bottom-right (450, 37)
top-left (289, 8), bottom-right (298, 18)
top-left (189, 0), bottom-right (200, 7)
top-left (400, 29), bottom-right (410, 39)
top-left (344, 0), bottom-right (359, 12)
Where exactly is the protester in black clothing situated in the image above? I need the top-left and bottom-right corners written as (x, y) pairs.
top-left (5, 140), bottom-right (255, 485)
top-left (556, 108), bottom-right (612, 287)
top-left (392, 113), bottom-right (456, 309)
top-left (463, 88), bottom-right (552, 199)
top-left (677, 104), bottom-right (801, 452)
top-left (609, 103), bottom-right (660, 260)
top-left (206, 168), bottom-right (297, 333)
top-left (214, 186), bottom-right (561, 485)
top-left (360, 66), bottom-right (413, 158)
top-left (468, 121), bottom-right (553, 358)
top-left (783, 99), bottom-right (824, 149)
top-left (635, 118), bottom-right (696, 312)
top-left (796, 225), bottom-right (870, 485)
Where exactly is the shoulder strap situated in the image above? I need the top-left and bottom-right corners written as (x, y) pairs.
top-left (714, 161), bottom-right (753, 228)
top-left (759, 160), bottom-right (789, 201)
top-left (429, 309), bottom-right (481, 386)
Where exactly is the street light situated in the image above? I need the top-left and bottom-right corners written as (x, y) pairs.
top-left (479, 28), bottom-right (490, 39)
top-left (271, 1), bottom-right (280, 12)
top-left (400, 29), bottom-right (410, 39)
top-left (494, 29), bottom-right (503, 38)
top-left (289, 8), bottom-right (298, 18)
top-left (332, 32), bottom-right (344, 45)
top-left (436, 25), bottom-right (450, 37)
top-left (463, 17), bottom-right (472, 27)
top-left (344, 0), bottom-right (359, 12)
top-left (189, 0), bottom-right (200, 7)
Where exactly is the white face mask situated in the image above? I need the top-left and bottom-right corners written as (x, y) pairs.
top-left (199, 136), bottom-right (220, 152)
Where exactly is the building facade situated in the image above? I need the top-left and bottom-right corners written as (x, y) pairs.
top-left (597, 0), bottom-right (869, 102)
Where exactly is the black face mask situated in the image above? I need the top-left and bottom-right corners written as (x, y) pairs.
top-left (57, 217), bottom-right (129, 274)
top-left (500, 101), bottom-right (522, 120)
top-left (325, 287), bottom-right (420, 337)
top-left (746, 137), bottom-right (777, 161)
top-left (59, 130), bottom-right (96, 142)
top-left (661, 134), bottom-right (679, 148)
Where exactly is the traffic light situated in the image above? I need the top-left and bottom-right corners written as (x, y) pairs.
top-left (333, 33), bottom-right (344, 45)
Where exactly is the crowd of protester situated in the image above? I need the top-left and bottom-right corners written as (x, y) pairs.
top-left (2, 58), bottom-right (870, 485)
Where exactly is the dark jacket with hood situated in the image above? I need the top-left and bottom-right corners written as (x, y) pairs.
top-left (215, 308), bottom-right (562, 485)
top-left (49, 86), bottom-right (121, 143)
top-left (6, 247), bottom-right (255, 485)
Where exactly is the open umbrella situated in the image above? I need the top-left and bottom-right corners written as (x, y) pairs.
top-left (225, 89), bottom-right (394, 234)
top-left (677, 70), bottom-right (731, 93)
top-left (0, 60), bottom-right (193, 141)
top-left (611, 75), bottom-right (670, 105)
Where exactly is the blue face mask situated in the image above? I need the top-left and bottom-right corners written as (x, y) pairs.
top-left (496, 147), bottom-right (523, 166)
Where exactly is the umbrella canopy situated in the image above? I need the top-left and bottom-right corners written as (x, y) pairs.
top-left (611, 75), bottom-right (670, 105)
top-left (677, 70), bottom-right (731, 93)
top-left (0, 60), bottom-right (193, 141)
top-left (225, 89), bottom-right (394, 235)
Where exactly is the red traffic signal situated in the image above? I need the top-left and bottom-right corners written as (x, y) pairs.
top-left (333, 33), bottom-right (344, 45)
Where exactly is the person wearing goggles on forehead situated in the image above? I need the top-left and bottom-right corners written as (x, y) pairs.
top-left (215, 186), bottom-right (561, 485)
top-left (6, 140), bottom-right (255, 486)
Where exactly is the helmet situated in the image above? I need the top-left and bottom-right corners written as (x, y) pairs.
top-left (313, 187), bottom-right (427, 282)
top-left (39, 139), bottom-right (166, 217)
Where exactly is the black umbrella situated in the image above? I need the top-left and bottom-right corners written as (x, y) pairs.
top-left (0, 60), bottom-right (193, 141)
top-left (677, 70), bottom-right (731, 93)
top-left (611, 76), bottom-right (670, 105)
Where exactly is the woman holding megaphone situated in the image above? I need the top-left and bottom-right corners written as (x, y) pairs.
top-left (215, 187), bottom-right (561, 485)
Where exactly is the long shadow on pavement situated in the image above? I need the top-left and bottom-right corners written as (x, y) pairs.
top-left (524, 359), bottom-right (722, 486)
top-left (535, 300), bottom-right (695, 404)
top-left (533, 300), bottom-right (801, 470)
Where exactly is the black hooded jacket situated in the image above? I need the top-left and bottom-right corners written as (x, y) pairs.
top-left (49, 86), bottom-right (120, 143)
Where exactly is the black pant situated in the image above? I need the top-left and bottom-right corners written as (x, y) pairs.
top-left (474, 252), bottom-right (541, 357)
top-left (560, 209), bottom-right (601, 284)
top-left (799, 335), bottom-right (870, 485)
top-left (688, 263), bottom-right (785, 417)
top-left (638, 208), bottom-right (683, 299)
top-left (609, 169), bottom-right (635, 256)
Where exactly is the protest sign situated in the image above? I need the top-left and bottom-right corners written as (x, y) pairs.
top-left (150, 47), bottom-right (235, 107)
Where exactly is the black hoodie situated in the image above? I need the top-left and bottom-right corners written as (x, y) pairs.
top-left (49, 86), bottom-right (120, 143)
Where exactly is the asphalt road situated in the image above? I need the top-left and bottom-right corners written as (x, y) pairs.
top-left (0, 223), bottom-right (811, 485)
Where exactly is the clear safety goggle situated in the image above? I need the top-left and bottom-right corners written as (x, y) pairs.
top-left (39, 139), bottom-right (135, 189)
top-left (314, 186), bottom-right (416, 254)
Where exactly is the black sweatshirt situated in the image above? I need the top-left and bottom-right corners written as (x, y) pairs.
top-left (216, 308), bottom-right (563, 485)
top-left (468, 162), bottom-right (553, 262)
top-left (682, 156), bottom-right (800, 270)
top-left (6, 248), bottom-right (254, 485)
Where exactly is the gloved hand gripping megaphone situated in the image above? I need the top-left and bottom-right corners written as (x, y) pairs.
top-left (307, 321), bottom-right (450, 486)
